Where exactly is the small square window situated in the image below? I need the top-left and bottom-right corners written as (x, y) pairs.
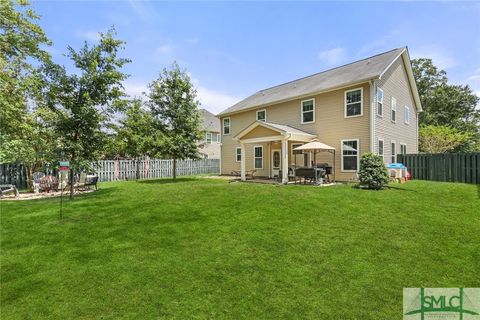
top-left (256, 109), bottom-right (266, 122)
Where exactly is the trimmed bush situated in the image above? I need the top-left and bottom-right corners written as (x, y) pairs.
top-left (358, 152), bottom-right (389, 190)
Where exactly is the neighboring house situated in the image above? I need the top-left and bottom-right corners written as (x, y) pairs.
top-left (217, 47), bottom-right (422, 182)
top-left (198, 109), bottom-right (221, 159)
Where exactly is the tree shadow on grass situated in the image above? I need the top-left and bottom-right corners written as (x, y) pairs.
top-left (385, 185), bottom-right (417, 192)
top-left (138, 177), bottom-right (198, 185)
top-left (477, 184), bottom-right (480, 199)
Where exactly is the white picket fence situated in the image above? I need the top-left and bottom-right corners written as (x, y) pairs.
top-left (92, 158), bottom-right (220, 182)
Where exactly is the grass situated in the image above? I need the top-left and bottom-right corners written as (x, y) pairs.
top-left (1, 178), bottom-right (479, 319)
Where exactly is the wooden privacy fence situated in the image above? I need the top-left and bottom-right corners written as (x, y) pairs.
top-left (398, 153), bottom-right (480, 184)
top-left (0, 158), bottom-right (220, 188)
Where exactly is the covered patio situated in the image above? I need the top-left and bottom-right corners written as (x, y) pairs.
top-left (234, 121), bottom-right (335, 184)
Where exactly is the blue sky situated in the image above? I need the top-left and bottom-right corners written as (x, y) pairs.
top-left (33, 1), bottom-right (480, 114)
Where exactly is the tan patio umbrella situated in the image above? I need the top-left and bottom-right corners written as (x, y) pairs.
top-left (293, 139), bottom-right (336, 182)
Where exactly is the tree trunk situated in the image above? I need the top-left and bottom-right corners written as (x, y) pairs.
top-left (172, 157), bottom-right (176, 180)
top-left (26, 165), bottom-right (33, 191)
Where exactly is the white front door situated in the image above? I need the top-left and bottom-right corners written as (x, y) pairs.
top-left (271, 149), bottom-right (281, 177)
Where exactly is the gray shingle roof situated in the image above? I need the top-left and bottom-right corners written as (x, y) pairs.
top-left (218, 47), bottom-right (406, 116)
top-left (201, 109), bottom-right (220, 132)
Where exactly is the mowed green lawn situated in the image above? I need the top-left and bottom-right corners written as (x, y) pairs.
top-left (1, 178), bottom-right (479, 319)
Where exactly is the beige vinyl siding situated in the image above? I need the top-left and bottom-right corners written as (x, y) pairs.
top-left (220, 83), bottom-right (371, 180)
top-left (374, 58), bottom-right (418, 163)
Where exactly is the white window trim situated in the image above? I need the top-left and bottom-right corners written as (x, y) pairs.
top-left (400, 143), bottom-right (407, 155)
top-left (223, 117), bottom-right (231, 135)
top-left (256, 109), bottom-right (266, 122)
top-left (206, 132), bottom-right (212, 144)
top-left (391, 140), bottom-right (397, 163)
top-left (404, 106), bottom-right (410, 125)
top-left (235, 147), bottom-right (241, 162)
top-left (391, 97), bottom-right (397, 123)
top-left (216, 133), bottom-right (221, 143)
top-left (341, 139), bottom-right (360, 172)
top-left (300, 98), bottom-right (315, 124)
top-left (376, 87), bottom-right (383, 117)
top-left (378, 138), bottom-right (384, 157)
top-left (253, 145), bottom-right (263, 169)
top-left (344, 87), bottom-right (364, 118)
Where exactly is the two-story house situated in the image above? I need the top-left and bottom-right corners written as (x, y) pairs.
top-left (217, 47), bottom-right (422, 182)
top-left (199, 109), bottom-right (221, 159)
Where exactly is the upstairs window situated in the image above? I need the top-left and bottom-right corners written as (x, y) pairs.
top-left (217, 133), bottom-right (221, 143)
top-left (391, 97), bottom-right (397, 123)
top-left (206, 132), bottom-right (212, 144)
top-left (377, 88), bottom-right (384, 116)
top-left (256, 109), bottom-right (266, 122)
top-left (223, 117), bottom-right (230, 135)
top-left (301, 99), bottom-right (315, 124)
top-left (404, 106), bottom-right (410, 124)
top-left (345, 88), bottom-right (363, 117)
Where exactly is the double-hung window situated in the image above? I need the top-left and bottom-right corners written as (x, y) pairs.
top-left (377, 88), bottom-right (384, 116)
top-left (378, 139), bottom-right (384, 157)
top-left (256, 109), bottom-right (266, 122)
top-left (235, 147), bottom-right (241, 162)
top-left (206, 132), bottom-right (212, 144)
top-left (217, 134), bottom-right (221, 143)
top-left (404, 106), bottom-right (410, 124)
top-left (223, 117), bottom-right (230, 135)
top-left (341, 139), bottom-right (359, 171)
top-left (391, 141), bottom-right (396, 163)
top-left (391, 97), bottom-right (397, 123)
top-left (254, 146), bottom-right (263, 169)
top-left (301, 99), bottom-right (315, 124)
top-left (345, 88), bottom-right (363, 117)
top-left (400, 144), bottom-right (407, 155)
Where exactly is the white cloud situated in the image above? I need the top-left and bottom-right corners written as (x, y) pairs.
top-left (76, 30), bottom-right (101, 42)
top-left (410, 46), bottom-right (458, 70)
top-left (123, 79), bottom-right (240, 114)
top-left (156, 44), bottom-right (173, 55)
top-left (317, 47), bottom-right (347, 65)
top-left (196, 86), bottom-right (240, 114)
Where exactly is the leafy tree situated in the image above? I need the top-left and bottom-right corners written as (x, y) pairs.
top-left (419, 125), bottom-right (473, 153)
top-left (0, 0), bottom-right (51, 135)
top-left (358, 153), bottom-right (389, 190)
top-left (106, 99), bottom-right (161, 159)
top-left (43, 29), bottom-right (130, 198)
top-left (412, 58), bottom-right (480, 151)
top-left (147, 62), bottom-right (204, 180)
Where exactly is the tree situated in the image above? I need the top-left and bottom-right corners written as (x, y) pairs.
top-left (43, 28), bottom-right (130, 198)
top-left (358, 153), bottom-right (389, 190)
top-left (147, 62), bottom-right (204, 180)
top-left (411, 58), bottom-right (480, 151)
top-left (0, 0), bottom-right (52, 135)
top-left (105, 99), bottom-right (161, 159)
top-left (419, 125), bottom-right (473, 153)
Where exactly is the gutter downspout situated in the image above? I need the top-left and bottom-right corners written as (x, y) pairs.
top-left (370, 80), bottom-right (376, 153)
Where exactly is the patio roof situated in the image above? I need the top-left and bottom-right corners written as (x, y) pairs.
top-left (293, 139), bottom-right (335, 151)
top-left (234, 121), bottom-right (316, 143)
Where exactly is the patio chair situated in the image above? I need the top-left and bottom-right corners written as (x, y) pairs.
top-left (74, 172), bottom-right (87, 191)
top-left (0, 184), bottom-right (19, 198)
top-left (32, 172), bottom-right (45, 193)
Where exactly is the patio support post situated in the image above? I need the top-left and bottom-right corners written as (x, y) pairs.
top-left (282, 138), bottom-right (289, 184)
top-left (240, 142), bottom-right (246, 181)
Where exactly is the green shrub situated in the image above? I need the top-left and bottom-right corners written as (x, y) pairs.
top-left (358, 152), bottom-right (389, 190)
